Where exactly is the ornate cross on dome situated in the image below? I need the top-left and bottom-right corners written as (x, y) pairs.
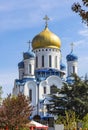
top-left (71, 43), bottom-right (74, 52)
top-left (27, 40), bottom-right (31, 51)
top-left (43, 15), bottom-right (50, 28)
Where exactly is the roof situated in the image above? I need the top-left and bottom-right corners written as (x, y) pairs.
top-left (23, 51), bottom-right (35, 60)
top-left (26, 120), bottom-right (48, 128)
top-left (60, 63), bottom-right (66, 70)
top-left (66, 51), bottom-right (78, 61)
top-left (15, 77), bottom-right (35, 85)
top-left (32, 26), bottom-right (61, 50)
top-left (18, 61), bottom-right (24, 68)
top-left (35, 68), bottom-right (60, 73)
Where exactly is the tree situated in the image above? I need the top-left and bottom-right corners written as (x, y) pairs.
top-left (0, 94), bottom-right (32, 129)
top-left (82, 113), bottom-right (88, 129)
top-left (72, 0), bottom-right (88, 25)
top-left (61, 74), bottom-right (88, 119)
top-left (47, 74), bottom-right (88, 119)
top-left (56, 110), bottom-right (77, 130)
top-left (0, 86), bottom-right (3, 105)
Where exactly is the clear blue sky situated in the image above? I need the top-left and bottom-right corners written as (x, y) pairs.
top-left (0, 0), bottom-right (88, 98)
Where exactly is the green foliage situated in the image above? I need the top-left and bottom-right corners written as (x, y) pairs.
top-left (56, 110), bottom-right (77, 130)
top-left (83, 113), bottom-right (88, 128)
top-left (50, 85), bottom-right (60, 94)
top-left (0, 94), bottom-right (32, 129)
top-left (61, 74), bottom-right (88, 118)
top-left (72, 0), bottom-right (88, 25)
top-left (47, 74), bottom-right (88, 119)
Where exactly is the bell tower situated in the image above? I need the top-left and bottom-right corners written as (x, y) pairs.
top-left (66, 43), bottom-right (78, 77)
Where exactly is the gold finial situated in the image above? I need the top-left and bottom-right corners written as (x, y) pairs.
top-left (27, 40), bottom-right (31, 51)
top-left (43, 15), bottom-right (50, 28)
top-left (71, 43), bottom-right (74, 52)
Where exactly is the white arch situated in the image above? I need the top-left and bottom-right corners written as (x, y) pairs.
top-left (38, 75), bottom-right (63, 100)
top-left (46, 75), bottom-right (63, 89)
top-left (24, 81), bottom-right (38, 105)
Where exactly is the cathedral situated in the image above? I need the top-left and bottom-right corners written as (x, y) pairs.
top-left (13, 16), bottom-right (78, 118)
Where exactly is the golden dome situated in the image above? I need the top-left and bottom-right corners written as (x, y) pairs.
top-left (32, 27), bottom-right (61, 50)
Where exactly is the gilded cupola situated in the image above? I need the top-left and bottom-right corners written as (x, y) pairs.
top-left (32, 15), bottom-right (61, 50)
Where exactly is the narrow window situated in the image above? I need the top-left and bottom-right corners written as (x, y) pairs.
top-left (55, 56), bottom-right (57, 68)
top-left (29, 64), bottom-right (31, 74)
top-left (73, 66), bottom-right (75, 73)
top-left (29, 89), bottom-right (32, 101)
top-left (42, 55), bottom-right (44, 67)
top-left (49, 55), bottom-right (52, 67)
top-left (36, 56), bottom-right (38, 68)
top-left (44, 87), bottom-right (46, 94)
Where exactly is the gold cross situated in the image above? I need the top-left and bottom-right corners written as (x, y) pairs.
top-left (71, 43), bottom-right (74, 52)
top-left (27, 40), bottom-right (31, 51)
top-left (43, 15), bottom-right (50, 28)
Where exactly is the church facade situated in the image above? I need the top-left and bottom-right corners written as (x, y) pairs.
top-left (13, 16), bottom-right (78, 118)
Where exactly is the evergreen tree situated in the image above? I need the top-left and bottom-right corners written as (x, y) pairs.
top-left (47, 74), bottom-right (88, 119)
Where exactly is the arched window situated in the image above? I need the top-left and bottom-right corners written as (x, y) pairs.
top-left (73, 66), bottom-right (75, 73)
top-left (42, 55), bottom-right (44, 67)
top-left (36, 56), bottom-right (38, 68)
top-left (29, 64), bottom-right (31, 74)
top-left (44, 86), bottom-right (46, 94)
top-left (49, 55), bottom-right (52, 67)
top-left (29, 89), bottom-right (32, 101)
top-left (50, 85), bottom-right (58, 94)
